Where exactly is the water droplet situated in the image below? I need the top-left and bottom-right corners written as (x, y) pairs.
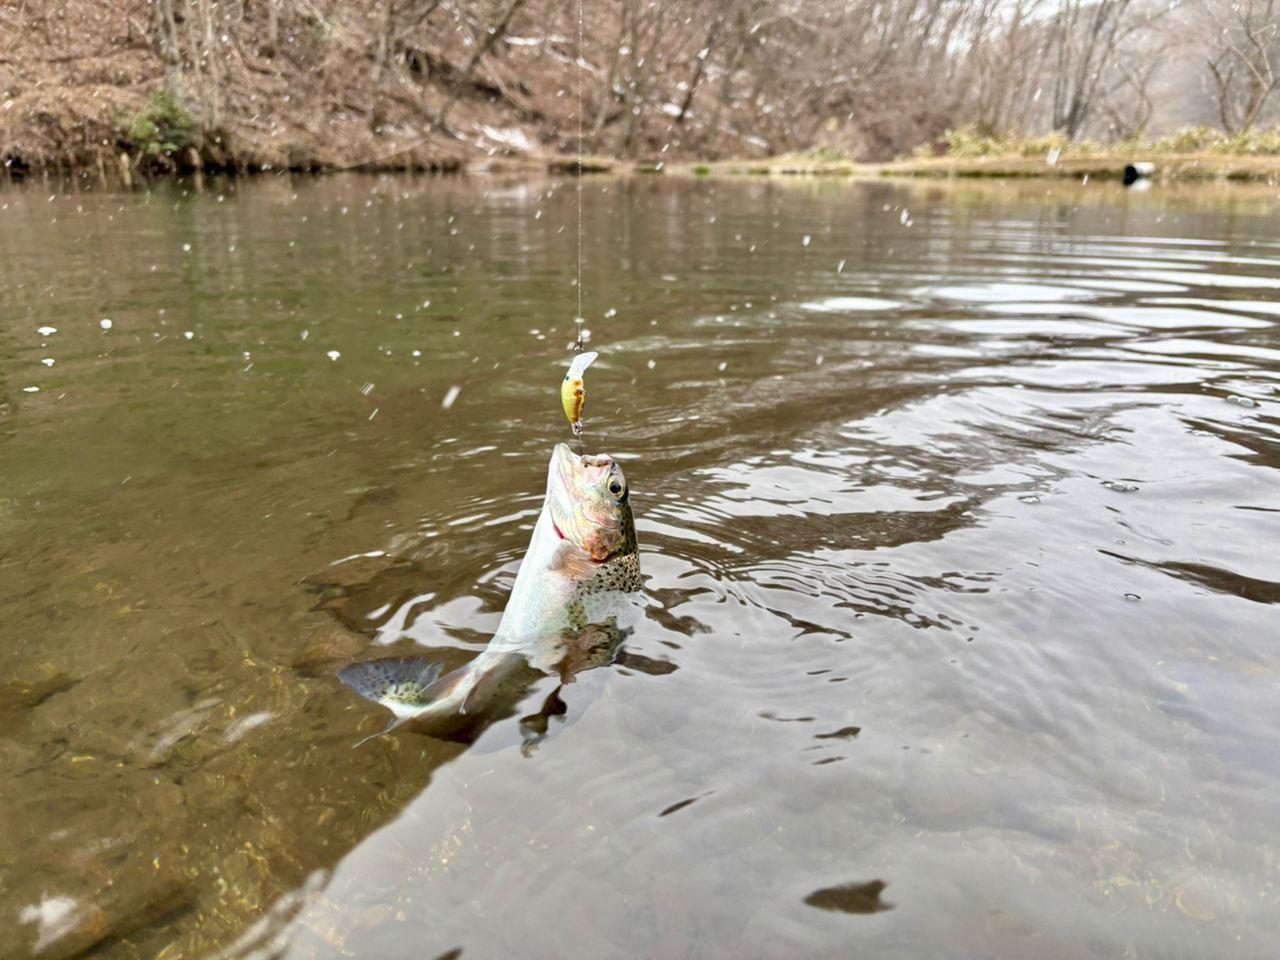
top-left (412, 350), bottom-right (421, 357)
top-left (182, 243), bottom-right (191, 252)
top-left (100, 318), bottom-right (112, 330)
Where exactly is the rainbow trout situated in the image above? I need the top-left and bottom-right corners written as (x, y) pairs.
top-left (340, 443), bottom-right (641, 745)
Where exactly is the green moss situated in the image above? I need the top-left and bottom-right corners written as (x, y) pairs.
top-left (693, 164), bottom-right (711, 176)
top-left (119, 88), bottom-right (196, 158)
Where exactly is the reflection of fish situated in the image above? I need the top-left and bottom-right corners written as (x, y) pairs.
top-left (340, 442), bottom-right (641, 744)
top-left (560, 351), bottom-right (598, 435)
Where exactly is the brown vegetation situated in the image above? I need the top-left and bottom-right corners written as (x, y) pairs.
top-left (2, 0), bottom-right (1280, 177)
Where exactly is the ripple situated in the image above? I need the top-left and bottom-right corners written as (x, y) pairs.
top-left (798, 296), bottom-right (902, 312)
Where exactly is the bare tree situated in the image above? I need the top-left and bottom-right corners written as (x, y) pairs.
top-left (966, 0), bottom-right (1052, 136)
top-left (1203, 0), bottom-right (1280, 133)
top-left (435, 0), bottom-right (530, 131)
top-left (1097, 23), bottom-right (1169, 138)
top-left (1046, 0), bottom-right (1135, 138)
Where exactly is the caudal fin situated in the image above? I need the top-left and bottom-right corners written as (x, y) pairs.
top-left (339, 656), bottom-right (443, 709)
top-left (339, 657), bottom-right (484, 746)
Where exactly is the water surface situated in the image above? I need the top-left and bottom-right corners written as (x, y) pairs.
top-left (2, 174), bottom-right (1278, 959)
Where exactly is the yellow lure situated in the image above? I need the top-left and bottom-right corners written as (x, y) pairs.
top-left (560, 351), bottom-right (598, 436)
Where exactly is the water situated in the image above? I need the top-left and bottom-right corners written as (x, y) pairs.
top-left (2, 174), bottom-right (1279, 960)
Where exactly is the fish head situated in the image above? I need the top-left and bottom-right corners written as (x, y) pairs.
top-left (547, 443), bottom-right (636, 565)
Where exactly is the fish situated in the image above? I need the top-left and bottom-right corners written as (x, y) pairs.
top-left (339, 442), bottom-right (641, 744)
top-left (560, 351), bottom-right (598, 435)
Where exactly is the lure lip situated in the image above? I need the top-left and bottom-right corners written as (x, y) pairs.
top-left (565, 351), bottom-right (598, 380)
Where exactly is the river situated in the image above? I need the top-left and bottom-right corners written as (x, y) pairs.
top-left (1, 173), bottom-right (1277, 959)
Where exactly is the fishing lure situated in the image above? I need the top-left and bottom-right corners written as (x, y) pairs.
top-left (560, 350), bottom-right (598, 436)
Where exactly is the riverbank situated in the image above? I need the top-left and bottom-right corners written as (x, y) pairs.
top-left (653, 154), bottom-right (1280, 183)
top-left (6, 3), bottom-right (1280, 186)
top-left (13, 149), bottom-right (1280, 188)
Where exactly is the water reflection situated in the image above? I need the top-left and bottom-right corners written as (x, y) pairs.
top-left (1, 174), bottom-right (1278, 959)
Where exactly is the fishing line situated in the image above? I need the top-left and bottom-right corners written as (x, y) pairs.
top-left (574, 0), bottom-right (584, 357)
top-left (573, 0), bottom-right (585, 454)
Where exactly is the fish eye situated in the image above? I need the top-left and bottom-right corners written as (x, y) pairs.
top-left (608, 479), bottom-right (625, 498)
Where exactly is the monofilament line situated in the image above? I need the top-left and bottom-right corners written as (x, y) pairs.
top-left (574, 0), bottom-right (584, 356)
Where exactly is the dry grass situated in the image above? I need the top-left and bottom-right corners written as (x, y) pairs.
top-left (918, 125), bottom-right (1280, 162)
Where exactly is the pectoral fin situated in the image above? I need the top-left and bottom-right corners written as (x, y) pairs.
top-left (550, 539), bottom-right (603, 581)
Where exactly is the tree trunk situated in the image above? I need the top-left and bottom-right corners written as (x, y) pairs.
top-left (434, 0), bottom-right (529, 132)
top-left (589, 10), bottom-right (628, 151)
top-left (677, 16), bottom-right (722, 124)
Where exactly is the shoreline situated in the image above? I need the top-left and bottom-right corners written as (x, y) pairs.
top-left (8, 151), bottom-right (1280, 187)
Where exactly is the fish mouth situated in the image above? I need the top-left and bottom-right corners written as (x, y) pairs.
top-left (549, 443), bottom-right (584, 535)
top-left (548, 443), bottom-right (618, 553)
